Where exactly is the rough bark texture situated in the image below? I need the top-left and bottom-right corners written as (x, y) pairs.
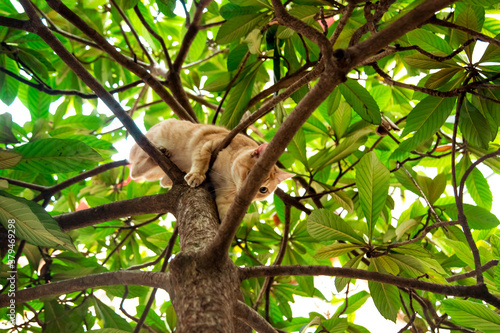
top-left (167, 185), bottom-right (243, 332)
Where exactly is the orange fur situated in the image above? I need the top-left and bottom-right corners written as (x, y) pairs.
top-left (129, 119), bottom-right (293, 219)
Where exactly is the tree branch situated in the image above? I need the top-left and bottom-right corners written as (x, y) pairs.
top-left (32, 159), bottom-right (129, 202)
top-left (234, 301), bottom-right (278, 333)
top-left (21, 0), bottom-right (185, 184)
top-left (446, 259), bottom-right (499, 282)
top-left (239, 265), bottom-right (500, 308)
top-left (429, 17), bottom-right (500, 49)
top-left (208, 68), bottom-right (342, 261)
top-left (172, 0), bottom-right (213, 72)
top-left (0, 271), bottom-right (170, 308)
top-left (0, 65), bottom-right (144, 98)
top-left (44, 0), bottom-right (196, 123)
top-left (349, 0), bottom-right (457, 66)
top-left (54, 187), bottom-right (184, 231)
top-left (270, 0), bottom-right (331, 54)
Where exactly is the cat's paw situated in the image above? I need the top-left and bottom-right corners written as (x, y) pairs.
top-left (185, 172), bottom-right (205, 187)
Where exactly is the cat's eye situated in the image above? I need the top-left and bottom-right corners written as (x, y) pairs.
top-left (259, 187), bottom-right (268, 194)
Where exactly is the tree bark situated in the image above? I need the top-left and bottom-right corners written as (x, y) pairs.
top-left (167, 185), bottom-right (245, 332)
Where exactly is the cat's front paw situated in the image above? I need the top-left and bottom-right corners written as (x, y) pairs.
top-left (185, 172), bottom-right (205, 187)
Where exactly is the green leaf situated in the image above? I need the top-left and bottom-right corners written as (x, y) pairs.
top-left (331, 101), bottom-right (352, 139)
top-left (424, 67), bottom-right (463, 89)
top-left (220, 4), bottom-right (263, 19)
top-left (0, 150), bottom-right (22, 169)
top-left (368, 260), bottom-right (400, 322)
top-left (17, 84), bottom-right (51, 121)
top-left (416, 173), bottom-right (446, 205)
top-left (93, 297), bottom-right (132, 330)
top-left (310, 128), bottom-right (370, 171)
top-left (329, 190), bottom-right (354, 213)
top-left (0, 112), bottom-right (19, 144)
top-left (314, 243), bottom-right (363, 259)
top-left (335, 254), bottom-right (363, 292)
top-left (395, 96), bottom-right (456, 154)
top-left (356, 151), bottom-right (390, 237)
top-left (0, 191), bottom-right (76, 251)
top-left (459, 100), bottom-right (493, 149)
top-left (13, 138), bottom-right (103, 174)
top-left (466, 167), bottom-right (493, 210)
top-left (401, 95), bottom-right (454, 137)
top-left (216, 13), bottom-right (267, 44)
top-left (220, 66), bottom-right (259, 129)
top-left (0, 56), bottom-right (20, 106)
top-left (287, 128), bottom-right (308, 167)
top-left (404, 53), bottom-right (457, 69)
top-left (339, 79), bottom-right (381, 124)
top-left (307, 209), bottom-right (364, 243)
top-left (441, 299), bottom-right (500, 333)
top-left (407, 29), bottom-right (454, 56)
top-left (157, 0), bottom-right (176, 18)
top-left (333, 291), bottom-right (370, 316)
top-left (452, 5), bottom-right (484, 60)
top-left (441, 204), bottom-right (499, 230)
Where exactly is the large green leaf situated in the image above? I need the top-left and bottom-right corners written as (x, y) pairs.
top-left (310, 128), bottom-right (370, 171)
top-left (287, 128), bottom-right (308, 167)
top-left (92, 297), bottom-right (132, 330)
top-left (13, 138), bottom-right (103, 174)
top-left (356, 151), bottom-right (390, 237)
top-left (17, 85), bottom-right (51, 121)
top-left (0, 112), bottom-right (19, 144)
top-left (441, 203), bottom-right (499, 230)
top-left (339, 79), bottom-right (381, 124)
top-left (407, 29), bottom-right (454, 56)
top-left (0, 55), bottom-right (20, 106)
top-left (441, 299), bottom-right (500, 333)
top-left (335, 254), bottom-right (363, 292)
top-left (216, 13), bottom-right (267, 44)
top-left (368, 259), bottom-right (400, 322)
top-left (459, 100), bottom-right (493, 149)
top-left (220, 66), bottom-right (259, 129)
top-left (395, 96), bottom-right (456, 154)
top-left (466, 167), bottom-right (493, 210)
top-left (333, 291), bottom-right (370, 316)
top-left (314, 243), bottom-right (363, 259)
top-left (452, 4), bottom-right (484, 60)
top-left (0, 191), bottom-right (76, 251)
top-left (307, 209), bottom-right (364, 243)
top-left (0, 150), bottom-right (22, 169)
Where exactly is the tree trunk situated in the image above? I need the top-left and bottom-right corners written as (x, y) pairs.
top-left (168, 185), bottom-right (246, 332)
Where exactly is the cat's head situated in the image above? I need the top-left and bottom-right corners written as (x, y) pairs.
top-left (231, 144), bottom-right (294, 200)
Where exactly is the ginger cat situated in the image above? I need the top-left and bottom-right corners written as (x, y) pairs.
top-left (129, 118), bottom-right (293, 219)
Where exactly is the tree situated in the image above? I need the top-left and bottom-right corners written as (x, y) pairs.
top-left (0, 0), bottom-right (500, 331)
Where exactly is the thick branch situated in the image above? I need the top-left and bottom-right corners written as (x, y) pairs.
top-left (208, 68), bottom-right (342, 261)
top-left (0, 271), bottom-right (170, 308)
top-left (54, 187), bottom-right (184, 231)
top-left (172, 0), bottom-right (213, 72)
top-left (349, 0), bottom-right (457, 66)
top-left (234, 301), bottom-right (278, 333)
top-left (32, 160), bottom-right (129, 202)
top-left (270, 0), bottom-right (331, 53)
top-left (240, 265), bottom-right (500, 308)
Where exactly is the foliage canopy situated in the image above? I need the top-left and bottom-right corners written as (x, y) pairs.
top-left (1, 0), bottom-right (500, 332)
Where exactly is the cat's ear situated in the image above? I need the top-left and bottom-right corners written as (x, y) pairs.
top-left (276, 169), bottom-right (294, 183)
top-left (251, 143), bottom-right (268, 158)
